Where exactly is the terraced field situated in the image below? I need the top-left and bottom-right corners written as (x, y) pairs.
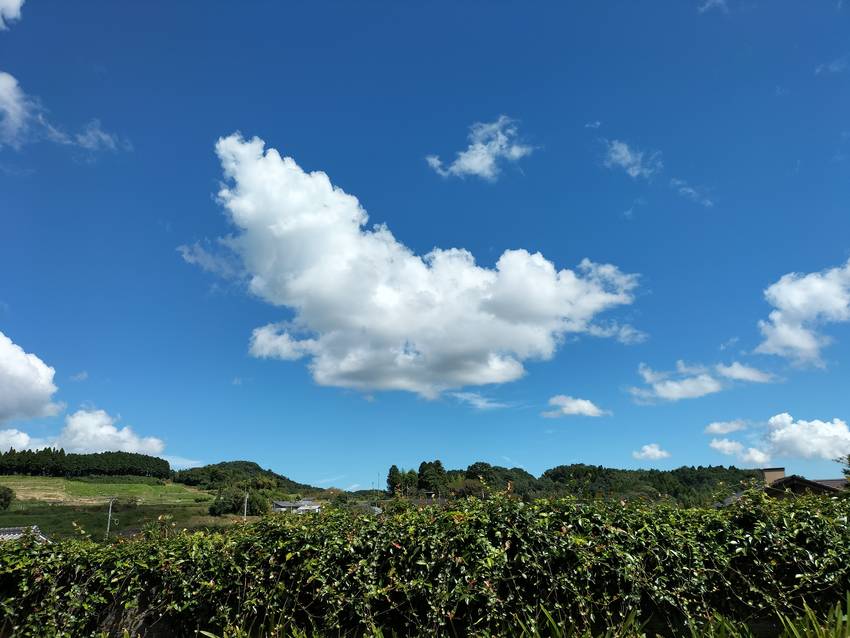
top-left (0, 476), bottom-right (211, 504)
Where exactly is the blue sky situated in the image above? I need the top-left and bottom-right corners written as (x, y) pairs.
top-left (2, 0), bottom-right (850, 489)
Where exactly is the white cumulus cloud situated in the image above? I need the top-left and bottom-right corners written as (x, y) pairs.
top-left (0, 71), bottom-right (31, 148)
top-left (766, 412), bottom-right (850, 460)
top-left (198, 133), bottom-right (640, 398)
top-left (707, 412), bottom-right (850, 465)
top-left (542, 395), bottom-right (609, 418)
top-left (0, 427), bottom-right (45, 450)
top-left (633, 443), bottom-right (670, 460)
top-left (755, 259), bottom-right (850, 366)
top-left (0, 331), bottom-right (61, 423)
top-left (603, 139), bottom-right (662, 180)
top-left (712, 436), bottom-right (770, 466)
top-left (0, 0), bottom-right (23, 30)
top-left (709, 438), bottom-right (743, 455)
top-left (0, 408), bottom-right (165, 455)
top-left (426, 115), bottom-right (532, 181)
top-left (55, 409), bottom-right (164, 454)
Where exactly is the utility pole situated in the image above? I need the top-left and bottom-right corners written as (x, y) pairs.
top-left (105, 497), bottom-right (116, 539)
top-left (243, 491), bottom-right (248, 521)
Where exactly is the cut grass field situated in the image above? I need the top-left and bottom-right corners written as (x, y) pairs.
top-left (0, 475), bottom-right (212, 504)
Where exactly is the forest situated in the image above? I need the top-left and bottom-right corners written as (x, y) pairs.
top-left (0, 448), bottom-right (171, 479)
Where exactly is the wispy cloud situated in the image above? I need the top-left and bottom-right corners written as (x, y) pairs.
top-left (587, 321), bottom-right (648, 344)
top-left (698, 0), bottom-right (728, 13)
top-left (162, 455), bottom-right (203, 469)
top-left (816, 54), bottom-right (849, 75)
top-left (74, 119), bottom-right (132, 152)
top-left (315, 474), bottom-right (345, 485)
top-left (670, 178), bottom-right (714, 208)
top-left (584, 120), bottom-right (601, 129)
top-left (603, 139), bottom-right (662, 180)
top-left (70, 371), bottom-right (88, 382)
top-left (451, 392), bottom-right (511, 410)
top-left (719, 337), bottom-right (739, 351)
top-left (177, 240), bottom-right (242, 279)
top-left (0, 71), bottom-right (129, 156)
top-left (427, 115), bottom-right (533, 181)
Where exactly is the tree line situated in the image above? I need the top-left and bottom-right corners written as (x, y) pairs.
top-left (386, 459), bottom-right (762, 505)
top-left (0, 448), bottom-right (170, 479)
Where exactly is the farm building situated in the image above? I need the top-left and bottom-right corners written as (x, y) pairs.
top-left (0, 526), bottom-right (49, 543)
top-left (272, 499), bottom-right (322, 514)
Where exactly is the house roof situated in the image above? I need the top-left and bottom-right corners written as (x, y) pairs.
top-left (813, 479), bottom-right (849, 490)
top-left (768, 475), bottom-right (843, 493)
top-left (716, 474), bottom-right (847, 507)
top-left (0, 526), bottom-right (49, 543)
top-left (273, 499), bottom-right (315, 508)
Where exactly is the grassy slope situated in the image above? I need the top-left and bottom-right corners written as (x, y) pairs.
top-left (0, 476), bottom-right (242, 539)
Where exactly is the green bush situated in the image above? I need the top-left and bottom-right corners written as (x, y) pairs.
top-left (0, 485), bottom-right (12, 510)
top-left (1, 491), bottom-right (849, 637)
top-left (208, 488), bottom-right (269, 516)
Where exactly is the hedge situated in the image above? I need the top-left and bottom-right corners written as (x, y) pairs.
top-left (1, 491), bottom-right (849, 637)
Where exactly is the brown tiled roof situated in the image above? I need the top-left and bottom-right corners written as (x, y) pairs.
top-left (813, 479), bottom-right (849, 490)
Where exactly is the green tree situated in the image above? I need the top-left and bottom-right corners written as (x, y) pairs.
top-left (402, 469), bottom-right (418, 496)
top-left (387, 464), bottom-right (402, 495)
top-left (0, 485), bottom-right (13, 510)
top-left (418, 460), bottom-right (447, 495)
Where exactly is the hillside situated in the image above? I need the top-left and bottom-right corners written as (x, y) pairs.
top-left (172, 460), bottom-right (317, 494)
